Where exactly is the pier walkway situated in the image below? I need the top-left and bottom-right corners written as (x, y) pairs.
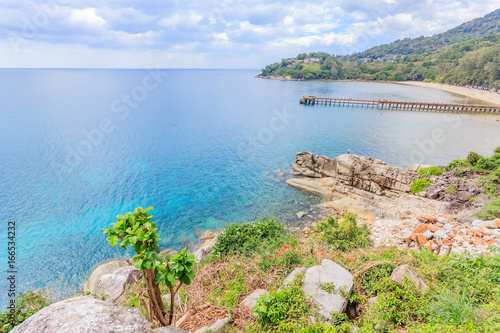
top-left (299, 96), bottom-right (500, 114)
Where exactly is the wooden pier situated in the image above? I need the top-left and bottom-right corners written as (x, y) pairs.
top-left (299, 96), bottom-right (500, 114)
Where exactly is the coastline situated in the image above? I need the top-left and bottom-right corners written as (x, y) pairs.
top-left (256, 74), bottom-right (500, 106)
top-left (398, 81), bottom-right (500, 106)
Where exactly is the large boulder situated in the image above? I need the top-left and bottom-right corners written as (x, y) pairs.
top-left (83, 259), bottom-right (131, 293)
top-left (291, 152), bottom-right (414, 197)
top-left (390, 265), bottom-right (428, 292)
top-left (241, 289), bottom-right (268, 310)
top-left (10, 296), bottom-right (152, 333)
top-left (302, 259), bottom-right (354, 317)
top-left (93, 266), bottom-right (142, 303)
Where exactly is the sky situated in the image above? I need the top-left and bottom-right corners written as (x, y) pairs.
top-left (1, 0), bottom-right (499, 69)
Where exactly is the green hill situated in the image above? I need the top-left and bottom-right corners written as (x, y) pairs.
top-left (259, 9), bottom-right (500, 89)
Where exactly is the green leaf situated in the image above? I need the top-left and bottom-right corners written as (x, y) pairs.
top-left (109, 235), bottom-right (119, 247)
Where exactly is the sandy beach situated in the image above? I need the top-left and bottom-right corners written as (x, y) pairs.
top-left (399, 81), bottom-right (500, 106)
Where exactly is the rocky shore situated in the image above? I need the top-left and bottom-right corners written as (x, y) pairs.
top-left (287, 152), bottom-right (499, 256)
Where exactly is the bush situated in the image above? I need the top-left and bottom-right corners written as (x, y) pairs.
top-left (316, 213), bottom-right (370, 252)
top-left (495, 147), bottom-right (500, 154)
top-left (445, 159), bottom-right (471, 171)
top-left (0, 290), bottom-right (51, 332)
top-left (475, 157), bottom-right (498, 171)
top-left (371, 277), bottom-right (430, 328)
top-left (417, 166), bottom-right (443, 176)
top-left (253, 275), bottom-right (309, 329)
top-left (466, 152), bottom-right (483, 166)
top-left (211, 217), bottom-right (285, 257)
top-left (411, 178), bottom-right (432, 194)
top-left (475, 197), bottom-right (500, 220)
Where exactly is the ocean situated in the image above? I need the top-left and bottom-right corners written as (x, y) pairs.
top-left (0, 69), bottom-right (499, 305)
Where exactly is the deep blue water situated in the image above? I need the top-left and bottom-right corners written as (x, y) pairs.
top-left (0, 69), bottom-right (499, 305)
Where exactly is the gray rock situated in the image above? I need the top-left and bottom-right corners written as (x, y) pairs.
top-left (438, 217), bottom-right (449, 224)
top-left (297, 211), bottom-right (307, 218)
top-left (153, 327), bottom-right (191, 333)
top-left (83, 259), bottom-right (131, 294)
top-left (94, 266), bottom-right (142, 303)
top-left (472, 220), bottom-right (484, 228)
top-left (302, 259), bottom-right (354, 317)
top-left (290, 152), bottom-right (414, 197)
top-left (194, 246), bottom-right (212, 263)
top-left (390, 265), bottom-right (427, 292)
top-left (10, 296), bottom-right (151, 333)
top-left (283, 267), bottom-right (307, 287)
top-left (241, 289), bottom-right (268, 310)
top-left (194, 317), bottom-right (229, 333)
top-left (423, 230), bottom-right (433, 240)
top-left (433, 229), bottom-right (447, 240)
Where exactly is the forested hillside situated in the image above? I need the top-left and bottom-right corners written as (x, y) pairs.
top-left (259, 9), bottom-right (500, 90)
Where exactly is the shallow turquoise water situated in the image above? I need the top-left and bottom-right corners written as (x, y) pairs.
top-left (0, 69), bottom-right (499, 304)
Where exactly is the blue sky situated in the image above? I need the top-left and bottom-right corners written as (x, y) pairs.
top-left (1, 0), bottom-right (499, 68)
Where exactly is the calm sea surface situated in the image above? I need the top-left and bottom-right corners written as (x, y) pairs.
top-left (0, 69), bottom-right (499, 305)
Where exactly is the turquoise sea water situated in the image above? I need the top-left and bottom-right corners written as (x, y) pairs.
top-left (0, 69), bottom-right (499, 305)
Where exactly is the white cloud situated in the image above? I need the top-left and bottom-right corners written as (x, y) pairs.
top-left (67, 8), bottom-right (106, 28)
top-left (0, 0), bottom-right (499, 68)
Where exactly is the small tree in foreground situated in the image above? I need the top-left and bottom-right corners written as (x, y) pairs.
top-left (103, 207), bottom-right (195, 326)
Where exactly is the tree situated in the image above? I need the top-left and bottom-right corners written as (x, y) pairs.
top-left (103, 207), bottom-right (195, 326)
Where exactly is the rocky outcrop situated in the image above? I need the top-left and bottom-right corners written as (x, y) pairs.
top-left (93, 266), bottom-right (142, 304)
top-left (290, 152), bottom-right (414, 199)
top-left (302, 259), bottom-right (354, 317)
top-left (83, 259), bottom-right (131, 294)
top-left (11, 296), bottom-right (152, 333)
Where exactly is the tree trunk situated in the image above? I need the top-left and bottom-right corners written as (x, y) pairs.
top-left (144, 268), bottom-right (169, 326)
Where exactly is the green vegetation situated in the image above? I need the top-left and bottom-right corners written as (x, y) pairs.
top-left (0, 290), bottom-right (51, 332)
top-left (315, 213), bottom-right (370, 251)
top-left (444, 147), bottom-right (500, 218)
top-left (103, 207), bottom-right (196, 326)
top-left (446, 185), bottom-right (457, 194)
top-left (260, 9), bottom-right (500, 89)
top-left (211, 217), bottom-right (285, 257)
top-left (417, 166), bottom-right (444, 176)
top-left (410, 178), bottom-right (432, 194)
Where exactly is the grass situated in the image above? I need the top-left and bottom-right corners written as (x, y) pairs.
top-left (446, 184), bottom-right (457, 194)
top-left (417, 166), bottom-right (443, 176)
top-left (410, 178), bottom-right (432, 194)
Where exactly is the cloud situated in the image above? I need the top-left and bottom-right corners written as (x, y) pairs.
top-left (0, 0), bottom-right (499, 68)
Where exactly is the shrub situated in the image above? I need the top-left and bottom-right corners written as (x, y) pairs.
top-left (495, 147), bottom-right (500, 154)
top-left (103, 207), bottom-right (196, 326)
top-left (475, 197), bottom-right (500, 220)
top-left (475, 157), bottom-right (498, 171)
top-left (316, 213), bottom-right (370, 251)
top-left (0, 290), bottom-right (51, 332)
top-left (253, 275), bottom-right (309, 329)
top-left (445, 159), bottom-right (470, 171)
top-left (211, 217), bottom-right (285, 257)
top-left (411, 178), bottom-right (432, 194)
top-left (371, 277), bottom-right (430, 328)
top-left (454, 168), bottom-right (467, 175)
top-left (466, 151), bottom-right (483, 166)
top-left (417, 166), bottom-right (443, 176)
